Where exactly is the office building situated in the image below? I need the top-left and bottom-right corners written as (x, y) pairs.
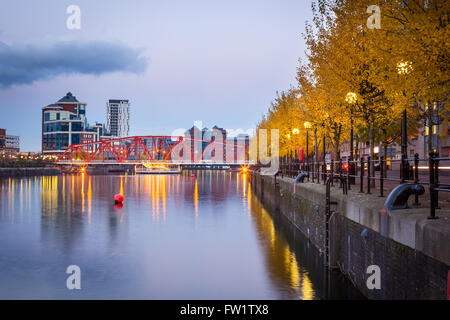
top-left (6, 135), bottom-right (20, 153)
top-left (0, 128), bottom-right (20, 154)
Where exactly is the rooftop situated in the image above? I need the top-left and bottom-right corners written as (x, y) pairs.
top-left (108, 99), bottom-right (129, 104)
top-left (57, 92), bottom-right (79, 103)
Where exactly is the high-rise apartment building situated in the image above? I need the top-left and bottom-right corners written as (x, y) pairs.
top-left (106, 100), bottom-right (130, 137)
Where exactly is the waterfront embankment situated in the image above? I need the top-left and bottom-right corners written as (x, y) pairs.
top-left (0, 167), bottom-right (61, 177)
top-left (250, 172), bottom-right (450, 299)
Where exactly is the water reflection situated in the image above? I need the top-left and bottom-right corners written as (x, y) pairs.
top-left (0, 172), bottom-right (363, 299)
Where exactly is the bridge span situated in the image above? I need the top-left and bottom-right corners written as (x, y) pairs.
top-left (55, 135), bottom-right (252, 169)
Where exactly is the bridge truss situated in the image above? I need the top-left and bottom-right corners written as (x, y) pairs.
top-left (56, 135), bottom-right (249, 165)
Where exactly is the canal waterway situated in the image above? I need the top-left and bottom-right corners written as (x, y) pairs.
top-left (0, 171), bottom-right (364, 299)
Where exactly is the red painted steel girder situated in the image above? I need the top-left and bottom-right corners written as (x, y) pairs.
top-left (56, 135), bottom-right (247, 164)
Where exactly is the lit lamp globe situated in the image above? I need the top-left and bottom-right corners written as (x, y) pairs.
top-left (346, 92), bottom-right (357, 104)
top-left (397, 61), bottom-right (411, 75)
top-left (303, 122), bottom-right (312, 129)
top-left (292, 128), bottom-right (300, 135)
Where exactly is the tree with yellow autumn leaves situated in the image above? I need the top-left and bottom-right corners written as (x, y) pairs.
top-left (257, 0), bottom-right (449, 167)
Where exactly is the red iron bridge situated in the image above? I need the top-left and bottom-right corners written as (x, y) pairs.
top-left (56, 135), bottom-right (252, 168)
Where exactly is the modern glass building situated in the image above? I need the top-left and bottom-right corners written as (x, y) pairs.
top-left (42, 92), bottom-right (109, 154)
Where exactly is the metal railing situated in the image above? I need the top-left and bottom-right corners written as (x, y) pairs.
top-left (278, 153), bottom-right (450, 219)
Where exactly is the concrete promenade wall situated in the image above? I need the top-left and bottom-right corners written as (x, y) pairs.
top-left (250, 172), bottom-right (450, 299)
top-left (0, 167), bottom-right (61, 177)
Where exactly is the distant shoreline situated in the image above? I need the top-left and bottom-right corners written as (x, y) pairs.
top-left (0, 167), bottom-right (61, 177)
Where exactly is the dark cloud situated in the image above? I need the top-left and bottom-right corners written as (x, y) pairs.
top-left (0, 40), bottom-right (148, 87)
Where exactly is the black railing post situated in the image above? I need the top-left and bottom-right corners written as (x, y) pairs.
top-left (317, 160), bottom-right (320, 184)
top-left (428, 151), bottom-right (438, 219)
top-left (367, 156), bottom-right (371, 194)
top-left (331, 161), bottom-right (334, 187)
top-left (414, 153), bottom-right (420, 206)
top-left (435, 152), bottom-right (440, 209)
top-left (379, 156), bottom-right (384, 197)
top-left (347, 160), bottom-right (350, 191)
top-left (360, 157), bottom-right (364, 193)
top-left (288, 156), bottom-right (291, 177)
top-left (322, 162), bottom-right (326, 185)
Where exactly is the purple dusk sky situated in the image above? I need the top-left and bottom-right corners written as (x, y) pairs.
top-left (0, 0), bottom-right (312, 152)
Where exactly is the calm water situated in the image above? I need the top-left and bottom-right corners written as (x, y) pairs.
top-left (0, 171), bottom-right (364, 299)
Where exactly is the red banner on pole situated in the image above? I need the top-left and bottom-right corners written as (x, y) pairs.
top-left (298, 147), bottom-right (304, 162)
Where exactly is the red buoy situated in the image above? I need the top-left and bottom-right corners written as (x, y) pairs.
top-left (191, 174), bottom-right (195, 178)
top-left (114, 194), bottom-right (124, 204)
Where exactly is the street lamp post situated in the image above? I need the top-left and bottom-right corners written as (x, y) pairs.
top-left (346, 92), bottom-right (357, 184)
top-left (292, 128), bottom-right (299, 162)
top-left (350, 117), bottom-right (354, 183)
top-left (313, 127), bottom-right (317, 182)
top-left (306, 131), bottom-right (309, 178)
top-left (292, 128), bottom-right (300, 175)
top-left (397, 61), bottom-right (412, 182)
top-left (304, 122), bottom-right (312, 180)
top-left (401, 109), bottom-right (409, 182)
top-left (323, 135), bottom-right (326, 184)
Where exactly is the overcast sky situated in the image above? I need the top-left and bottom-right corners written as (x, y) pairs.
top-left (0, 0), bottom-right (312, 152)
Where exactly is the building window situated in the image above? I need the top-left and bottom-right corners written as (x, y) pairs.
top-left (71, 133), bottom-right (81, 145)
top-left (71, 122), bottom-right (83, 132)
